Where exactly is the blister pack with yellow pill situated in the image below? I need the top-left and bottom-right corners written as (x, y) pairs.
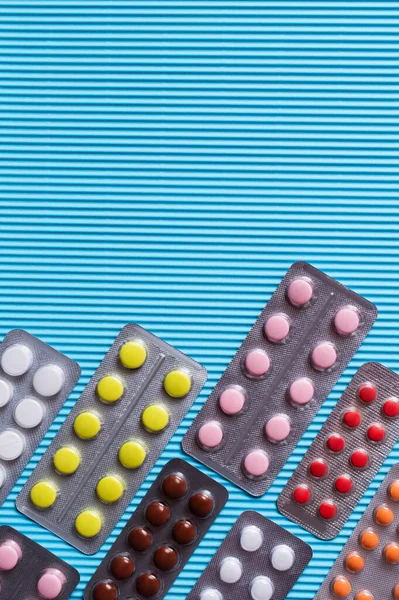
top-left (16, 324), bottom-right (207, 554)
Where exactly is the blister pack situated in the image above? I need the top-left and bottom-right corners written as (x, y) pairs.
top-left (186, 510), bottom-right (312, 600)
top-left (0, 329), bottom-right (81, 506)
top-left (0, 525), bottom-right (80, 599)
top-left (17, 324), bottom-right (207, 554)
top-left (278, 362), bottom-right (399, 540)
top-left (182, 262), bottom-right (378, 496)
top-left (84, 458), bottom-right (228, 600)
top-left (314, 464), bottom-right (399, 600)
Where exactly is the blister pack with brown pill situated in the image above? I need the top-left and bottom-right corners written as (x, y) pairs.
top-left (278, 362), bottom-right (399, 540)
top-left (183, 262), bottom-right (377, 496)
top-left (16, 324), bottom-right (207, 554)
top-left (314, 464), bottom-right (399, 600)
top-left (84, 458), bottom-right (228, 600)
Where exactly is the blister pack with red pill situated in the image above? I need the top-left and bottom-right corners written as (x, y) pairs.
top-left (278, 362), bottom-right (399, 540)
top-left (182, 262), bottom-right (377, 496)
top-left (84, 458), bottom-right (228, 600)
top-left (186, 510), bottom-right (312, 600)
top-left (314, 464), bottom-right (399, 600)
top-left (0, 525), bottom-right (80, 599)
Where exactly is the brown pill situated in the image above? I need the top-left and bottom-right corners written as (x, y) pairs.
top-left (146, 501), bottom-right (170, 526)
top-left (92, 580), bottom-right (118, 600)
top-left (172, 519), bottom-right (197, 545)
top-left (189, 491), bottom-right (214, 518)
top-left (153, 545), bottom-right (178, 571)
top-left (136, 572), bottom-right (161, 597)
top-left (110, 554), bottom-right (135, 579)
top-left (128, 527), bottom-right (153, 552)
top-left (161, 473), bottom-right (188, 499)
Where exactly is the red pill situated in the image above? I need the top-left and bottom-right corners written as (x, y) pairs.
top-left (327, 434), bottom-right (345, 453)
top-left (358, 383), bottom-right (377, 403)
top-left (383, 398), bottom-right (399, 418)
top-left (342, 410), bottom-right (361, 429)
top-left (351, 449), bottom-right (369, 469)
top-left (293, 485), bottom-right (311, 505)
top-left (335, 475), bottom-right (353, 494)
top-left (367, 423), bottom-right (385, 443)
top-left (319, 500), bottom-right (337, 520)
top-left (309, 459), bottom-right (328, 478)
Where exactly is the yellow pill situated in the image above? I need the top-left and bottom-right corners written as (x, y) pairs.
top-left (164, 370), bottom-right (191, 398)
top-left (30, 481), bottom-right (57, 509)
top-left (119, 340), bottom-right (147, 369)
top-left (119, 440), bottom-right (147, 469)
top-left (142, 404), bottom-right (169, 432)
top-left (74, 411), bottom-right (101, 440)
top-left (75, 509), bottom-right (102, 538)
top-left (96, 475), bottom-right (125, 504)
top-left (53, 446), bottom-right (81, 475)
top-left (97, 375), bottom-right (124, 403)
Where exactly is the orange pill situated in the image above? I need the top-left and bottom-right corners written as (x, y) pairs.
top-left (345, 551), bottom-right (364, 573)
top-left (385, 542), bottom-right (399, 564)
top-left (331, 575), bottom-right (351, 597)
top-left (355, 591), bottom-right (374, 600)
top-left (374, 504), bottom-right (394, 526)
top-left (389, 480), bottom-right (399, 501)
top-left (359, 528), bottom-right (379, 550)
top-left (394, 582), bottom-right (399, 600)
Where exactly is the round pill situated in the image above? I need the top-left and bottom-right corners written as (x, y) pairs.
top-left (30, 481), bottom-right (57, 509)
top-left (92, 580), bottom-right (118, 600)
top-left (74, 411), bottom-right (101, 440)
top-left (14, 397), bottom-right (44, 428)
top-left (119, 340), bottom-right (147, 369)
top-left (219, 387), bottom-right (245, 415)
top-left (153, 545), bottom-right (178, 571)
top-left (332, 575), bottom-right (351, 597)
top-left (200, 590), bottom-right (223, 600)
top-left (96, 475), bottom-right (124, 504)
top-left (1, 344), bottom-right (32, 376)
top-left (164, 369), bottom-right (191, 398)
top-left (309, 459), bottom-right (328, 478)
top-left (264, 314), bottom-right (290, 342)
top-left (189, 492), bottom-right (214, 518)
top-left (383, 398), bottom-right (399, 417)
top-left (0, 540), bottom-right (22, 570)
top-left (0, 429), bottom-right (25, 460)
top-left (358, 383), bottom-right (377, 403)
top-left (394, 583), bottom-right (399, 600)
top-left (389, 480), bottom-right (399, 501)
top-left (136, 572), bottom-right (161, 597)
top-left (355, 592), bottom-right (374, 600)
top-left (243, 450), bottom-right (269, 477)
top-left (287, 278), bottom-right (313, 306)
top-left (385, 543), bottom-right (399, 564)
top-left (334, 306), bottom-right (360, 336)
top-left (0, 378), bottom-right (12, 408)
top-left (128, 527), bottom-right (152, 552)
top-left (33, 364), bottom-right (64, 397)
top-left (240, 525), bottom-right (264, 552)
top-left (319, 500), bottom-right (337, 520)
top-left (360, 529), bottom-right (379, 550)
top-left (293, 485), bottom-right (311, 505)
top-left (97, 375), bottom-right (124, 403)
top-left (327, 433), bottom-right (345, 453)
top-left (375, 504), bottom-right (394, 526)
top-left (118, 439), bottom-right (146, 469)
top-left (142, 404), bottom-right (169, 432)
top-left (345, 551), bottom-right (364, 572)
top-left (172, 520), bottom-right (197, 545)
top-left (75, 509), bottom-right (102, 538)
top-left (0, 465), bottom-right (5, 489)
top-left (335, 475), bottom-right (353, 494)
top-left (311, 342), bottom-right (337, 370)
top-left (342, 409), bottom-right (361, 429)
top-left (250, 576), bottom-right (274, 600)
top-left (146, 501), bottom-right (170, 527)
top-left (219, 557), bottom-right (242, 584)
top-left (265, 414), bottom-right (291, 442)
top-left (53, 446), bottom-right (81, 475)
top-left (367, 423), bottom-right (385, 442)
top-left (245, 349), bottom-right (270, 377)
top-left (289, 377), bottom-right (314, 406)
top-left (37, 568), bottom-right (66, 599)
top-left (197, 421), bottom-right (223, 449)
top-left (110, 554), bottom-right (135, 579)
top-left (162, 473), bottom-right (188, 499)
top-left (271, 544), bottom-right (295, 571)
top-left (351, 449), bottom-right (369, 469)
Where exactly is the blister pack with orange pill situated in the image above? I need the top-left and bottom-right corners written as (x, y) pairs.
top-left (16, 324), bottom-right (207, 554)
top-left (314, 463), bottom-right (399, 599)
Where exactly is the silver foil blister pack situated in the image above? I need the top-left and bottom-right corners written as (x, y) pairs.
top-left (186, 510), bottom-right (312, 600)
top-left (17, 324), bottom-right (207, 554)
top-left (278, 362), bottom-right (399, 540)
top-left (84, 458), bottom-right (228, 600)
top-left (183, 262), bottom-right (377, 496)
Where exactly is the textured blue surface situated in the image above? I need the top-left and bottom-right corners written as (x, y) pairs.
top-left (0, 1), bottom-right (397, 599)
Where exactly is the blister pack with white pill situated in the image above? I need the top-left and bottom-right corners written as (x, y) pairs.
top-left (84, 458), bottom-right (228, 600)
top-left (278, 362), bottom-right (399, 540)
top-left (0, 329), bottom-right (81, 506)
top-left (17, 324), bottom-right (207, 554)
top-left (0, 525), bottom-right (80, 599)
top-left (186, 510), bottom-right (312, 600)
top-left (314, 464), bottom-right (399, 600)
top-left (183, 262), bottom-right (377, 496)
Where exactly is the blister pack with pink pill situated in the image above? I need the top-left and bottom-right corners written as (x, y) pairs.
top-left (278, 362), bottom-right (399, 540)
top-left (186, 510), bottom-right (312, 600)
top-left (0, 525), bottom-right (80, 599)
top-left (183, 262), bottom-right (378, 496)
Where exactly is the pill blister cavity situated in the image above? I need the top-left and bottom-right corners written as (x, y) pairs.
top-left (0, 540), bottom-right (22, 570)
top-left (1, 344), bottom-right (33, 377)
top-left (240, 525), bottom-right (264, 552)
top-left (358, 382), bottom-right (377, 404)
top-left (219, 386), bottom-right (245, 415)
top-left (200, 589), bottom-right (223, 600)
top-left (161, 472), bottom-right (188, 499)
top-left (164, 369), bottom-right (192, 398)
top-left (244, 349), bottom-right (270, 378)
top-left (331, 575), bottom-right (351, 597)
top-left (319, 500), bottom-right (337, 520)
top-left (345, 551), bottom-right (364, 573)
top-left (289, 377), bottom-right (314, 406)
top-left (128, 526), bottom-right (153, 552)
top-left (350, 449), bottom-right (369, 469)
top-left (355, 591), bottom-right (374, 600)
top-left (287, 277), bottom-right (313, 307)
top-left (33, 364), bottom-right (65, 397)
top-left (75, 509), bottom-right (102, 538)
top-left (141, 404), bottom-right (169, 432)
top-left (74, 411), bottom-right (101, 440)
top-left (0, 465), bottom-right (5, 489)
top-left (359, 528), bottom-right (379, 550)
top-left (53, 446), bottom-right (81, 475)
top-left (250, 575), bottom-right (274, 600)
top-left (189, 491), bottom-right (214, 518)
top-left (264, 313), bottom-right (290, 343)
top-left (265, 414), bottom-right (291, 443)
top-left (0, 429), bottom-right (25, 460)
top-left (334, 306), bottom-right (360, 336)
top-left (342, 409), bottom-right (361, 429)
top-left (219, 557), bottom-right (242, 584)
top-left (367, 422), bottom-right (385, 442)
top-left (243, 450), bottom-right (270, 478)
top-left (96, 475), bottom-right (125, 504)
top-left (110, 553), bottom-right (135, 580)
top-left (311, 341), bottom-right (337, 371)
top-left (327, 433), bottom-right (345, 453)
top-left (118, 439), bottom-right (146, 469)
top-left (384, 543), bottom-right (399, 564)
top-left (335, 475), bottom-right (353, 494)
top-left (136, 572), bottom-right (161, 597)
top-left (37, 568), bottom-right (66, 599)
top-left (270, 544), bottom-right (295, 571)
top-left (197, 421), bottom-right (223, 449)
top-left (0, 378), bottom-right (12, 408)
top-left (30, 481), bottom-right (57, 509)
top-left (389, 480), bottom-right (399, 501)
top-left (374, 504), bottom-right (394, 526)
top-left (145, 501), bottom-right (170, 527)
top-left (309, 458), bottom-right (328, 478)
top-left (119, 339), bottom-right (147, 369)
top-left (153, 545), bottom-right (178, 571)
top-left (172, 519), bottom-right (197, 545)
top-left (97, 375), bottom-right (124, 404)
top-left (92, 580), bottom-right (118, 600)
top-left (293, 484), bottom-right (311, 505)
top-left (383, 397), bottom-right (399, 418)
top-left (14, 397), bottom-right (44, 429)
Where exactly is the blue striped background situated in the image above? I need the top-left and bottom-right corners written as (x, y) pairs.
top-left (0, 1), bottom-right (397, 598)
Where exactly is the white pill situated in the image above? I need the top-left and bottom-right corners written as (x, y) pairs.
top-left (240, 525), bottom-right (264, 552)
top-left (250, 576), bottom-right (274, 600)
top-left (14, 397), bottom-right (45, 429)
top-left (0, 379), bottom-right (12, 408)
top-left (1, 344), bottom-right (33, 377)
top-left (219, 557), bottom-right (242, 584)
top-left (33, 364), bottom-right (65, 397)
top-left (200, 590), bottom-right (223, 600)
top-left (270, 544), bottom-right (295, 571)
top-left (0, 430), bottom-right (25, 460)
top-left (0, 465), bottom-right (6, 489)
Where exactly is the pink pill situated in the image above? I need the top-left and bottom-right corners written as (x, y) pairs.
top-left (289, 378), bottom-right (314, 406)
top-left (198, 421), bottom-right (223, 449)
top-left (37, 568), bottom-right (66, 599)
top-left (243, 450), bottom-right (269, 477)
top-left (334, 306), bottom-right (360, 336)
top-left (245, 349), bottom-right (270, 377)
top-left (311, 342), bottom-right (337, 370)
top-left (265, 414), bottom-right (291, 442)
top-left (219, 387), bottom-right (245, 415)
top-left (264, 314), bottom-right (290, 343)
top-left (0, 540), bottom-right (22, 570)
top-left (287, 278), bottom-right (313, 306)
